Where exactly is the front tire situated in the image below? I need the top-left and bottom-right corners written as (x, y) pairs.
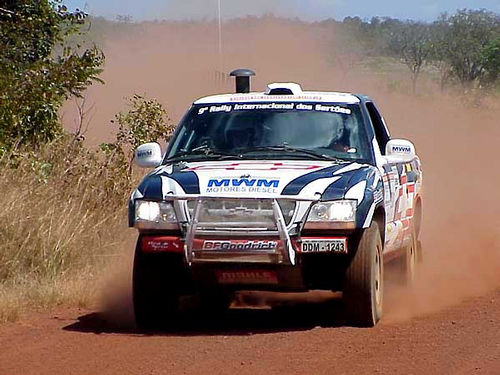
top-left (344, 222), bottom-right (384, 327)
top-left (132, 239), bottom-right (190, 329)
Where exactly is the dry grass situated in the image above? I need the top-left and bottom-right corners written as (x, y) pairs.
top-left (0, 138), bottom-right (135, 323)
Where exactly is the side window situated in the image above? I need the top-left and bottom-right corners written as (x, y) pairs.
top-left (366, 102), bottom-right (390, 155)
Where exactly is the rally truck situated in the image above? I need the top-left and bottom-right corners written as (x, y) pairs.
top-left (129, 69), bottom-right (423, 328)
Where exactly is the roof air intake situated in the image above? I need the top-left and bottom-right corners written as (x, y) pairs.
top-left (230, 68), bottom-right (256, 94)
top-left (265, 83), bottom-right (303, 96)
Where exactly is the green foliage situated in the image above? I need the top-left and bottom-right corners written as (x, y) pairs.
top-left (481, 38), bottom-right (500, 87)
top-left (388, 22), bottom-right (433, 93)
top-left (0, 0), bottom-right (104, 148)
top-left (432, 10), bottom-right (500, 89)
top-left (114, 94), bottom-right (174, 149)
top-left (100, 94), bottom-right (175, 178)
top-left (340, 9), bottom-right (500, 93)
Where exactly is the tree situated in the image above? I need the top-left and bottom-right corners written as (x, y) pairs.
top-left (388, 22), bottom-right (433, 93)
top-left (429, 17), bottom-right (453, 91)
top-left (480, 38), bottom-right (500, 87)
top-left (0, 0), bottom-right (104, 148)
top-left (436, 9), bottom-right (500, 90)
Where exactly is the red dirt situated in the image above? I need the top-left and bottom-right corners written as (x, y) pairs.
top-left (0, 290), bottom-right (499, 375)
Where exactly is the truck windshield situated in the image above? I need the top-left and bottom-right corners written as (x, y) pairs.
top-left (166, 102), bottom-right (372, 162)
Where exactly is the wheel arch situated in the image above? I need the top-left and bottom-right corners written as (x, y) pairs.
top-left (413, 196), bottom-right (423, 238)
top-left (372, 206), bottom-right (386, 246)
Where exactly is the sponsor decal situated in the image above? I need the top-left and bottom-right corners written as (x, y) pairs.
top-left (216, 270), bottom-right (278, 284)
top-left (206, 178), bottom-right (280, 194)
top-left (391, 145), bottom-right (411, 154)
top-left (202, 240), bottom-right (279, 251)
top-left (141, 236), bottom-right (183, 253)
top-left (137, 149), bottom-right (153, 158)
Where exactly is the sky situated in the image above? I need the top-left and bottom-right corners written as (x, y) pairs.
top-left (65, 0), bottom-right (500, 22)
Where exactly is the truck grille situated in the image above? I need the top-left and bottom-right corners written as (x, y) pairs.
top-left (187, 199), bottom-right (295, 229)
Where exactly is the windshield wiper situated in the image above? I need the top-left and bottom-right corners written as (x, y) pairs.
top-left (166, 145), bottom-right (239, 162)
top-left (240, 145), bottom-right (347, 162)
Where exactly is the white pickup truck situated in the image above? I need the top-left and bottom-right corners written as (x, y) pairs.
top-left (129, 69), bottom-right (423, 328)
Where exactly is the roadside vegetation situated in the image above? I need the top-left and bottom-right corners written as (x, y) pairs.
top-left (0, 1), bottom-right (173, 323)
top-left (339, 10), bottom-right (500, 93)
top-left (0, 1), bottom-right (498, 323)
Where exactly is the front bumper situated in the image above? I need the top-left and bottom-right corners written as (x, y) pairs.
top-left (140, 232), bottom-right (359, 292)
top-left (136, 195), bottom-right (361, 291)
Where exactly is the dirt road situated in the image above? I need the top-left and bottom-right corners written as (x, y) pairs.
top-left (0, 289), bottom-right (498, 375)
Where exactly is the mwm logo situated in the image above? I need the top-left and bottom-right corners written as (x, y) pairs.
top-left (208, 178), bottom-right (280, 188)
top-left (392, 146), bottom-right (411, 154)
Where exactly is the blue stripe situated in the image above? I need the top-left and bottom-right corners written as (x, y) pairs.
top-left (137, 175), bottom-right (163, 200)
top-left (281, 164), bottom-right (347, 195)
top-left (161, 171), bottom-right (200, 194)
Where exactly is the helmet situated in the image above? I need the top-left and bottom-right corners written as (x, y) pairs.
top-left (224, 114), bottom-right (262, 149)
top-left (329, 115), bottom-right (346, 144)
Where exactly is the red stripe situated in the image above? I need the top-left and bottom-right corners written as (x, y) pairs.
top-left (407, 184), bottom-right (415, 193)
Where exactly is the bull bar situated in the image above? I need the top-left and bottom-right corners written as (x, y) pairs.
top-left (162, 195), bottom-right (319, 266)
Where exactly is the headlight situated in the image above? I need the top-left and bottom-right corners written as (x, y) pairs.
top-left (135, 200), bottom-right (178, 229)
top-left (305, 200), bottom-right (357, 230)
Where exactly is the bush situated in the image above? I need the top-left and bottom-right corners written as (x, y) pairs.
top-left (101, 94), bottom-right (175, 177)
top-left (0, 90), bottom-right (174, 322)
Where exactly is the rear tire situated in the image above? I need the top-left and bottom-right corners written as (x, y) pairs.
top-left (344, 222), bottom-right (383, 327)
top-left (132, 239), bottom-right (190, 330)
top-left (399, 224), bottom-right (419, 286)
top-left (398, 225), bottom-right (422, 287)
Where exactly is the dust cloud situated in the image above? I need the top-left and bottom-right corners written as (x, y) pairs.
top-left (85, 18), bottom-right (500, 323)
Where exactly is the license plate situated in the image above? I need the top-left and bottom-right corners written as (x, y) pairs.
top-left (301, 238), bottom-right (347, 254)
top-left (216, 270), bottom-right (278, 284)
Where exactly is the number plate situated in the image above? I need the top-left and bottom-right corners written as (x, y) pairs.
top-left (301, 238), bottom-right (348, 254)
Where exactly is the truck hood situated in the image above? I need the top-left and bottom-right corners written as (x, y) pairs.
top-left (134, 160), bottom-right (380, 202)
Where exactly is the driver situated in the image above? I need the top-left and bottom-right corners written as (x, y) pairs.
top-left (328, 115), bottom-right (350, 152)
top-left (226, 127), bottom-right (254, 149)
top-left (224, 116), bottom-right (262, 150)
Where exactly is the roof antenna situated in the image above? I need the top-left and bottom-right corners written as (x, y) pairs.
top-left (230, 69), bottom-right (256, 94)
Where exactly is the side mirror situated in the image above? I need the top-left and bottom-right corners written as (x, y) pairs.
top-left (385, 139), bottom-right (416, 162)
top-left (134, 142), bottom-right (163, 168)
